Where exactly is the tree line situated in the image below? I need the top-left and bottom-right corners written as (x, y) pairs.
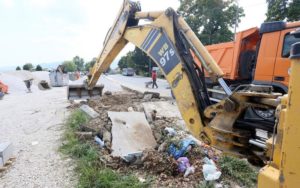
top-left (16, 56), bottom-right (99, 73)
top-left (16, 63), bottom-right (43, 71)
top-left (61, 56), bottom-right (98, 72)
top-left (117, 0), bottom-right (300, 76)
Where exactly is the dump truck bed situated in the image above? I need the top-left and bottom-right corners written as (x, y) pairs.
top-left (204, 27), bottom-right (260, 80)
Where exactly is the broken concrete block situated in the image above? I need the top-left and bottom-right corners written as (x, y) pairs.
top-left (0, 157), bottom-right (3, 167)
top-left (144, 91), bottom-right (160, 99)
top-left (80, 105), bottom-right (99, 119)
top-left (75, 132), bottom-right (93, 140)
top-left (104, 91), bottom-right (112, 95)
top-left (108, 111), bottom-right (157, 157)
top-left (143, 94), bottom-right (153, 100)
top-left (0, 142), bottom-right (13, 165)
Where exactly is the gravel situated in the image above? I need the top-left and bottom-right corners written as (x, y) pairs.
top-left (0, 83), bottom-right (76, 187)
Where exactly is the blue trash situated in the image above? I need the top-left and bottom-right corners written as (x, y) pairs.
top-left (168, 138), bottom-right (195, 159)
top-left (0, 92), bottom-right (4, 99)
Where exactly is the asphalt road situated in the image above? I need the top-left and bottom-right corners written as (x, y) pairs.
top-left (103, 74), bottom-right (172, 97)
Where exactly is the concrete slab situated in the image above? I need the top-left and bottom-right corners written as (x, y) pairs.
top-left (108, 111), bottom-right (157, 157)
top-left (142, 101), bottom-right (186, 128)
top-left (0, 157), bottom-right (3, 167)
top-left (142, 101), bottom-right (182, 118)
top-left (80, 105), bottom-right (99, 118)
top-left (0, 142), bottom-right (13, 165)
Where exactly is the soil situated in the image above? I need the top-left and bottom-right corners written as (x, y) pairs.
top-left (80, 91), bottom-right (222, 187)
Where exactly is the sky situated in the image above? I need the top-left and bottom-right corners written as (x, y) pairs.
top-left (0, 0), bottom-right (267, 69)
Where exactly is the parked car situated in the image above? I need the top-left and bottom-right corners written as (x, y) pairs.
top-left (122, 68), bottom-right (134, 76)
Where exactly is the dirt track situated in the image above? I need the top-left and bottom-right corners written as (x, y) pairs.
top-left (0, 87), bottom-right (76, 187)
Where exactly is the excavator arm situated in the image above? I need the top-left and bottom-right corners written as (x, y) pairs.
top-left (80, 0), bottom-right (233, 138)
top-left (69, 0), bottom-right (281, 162)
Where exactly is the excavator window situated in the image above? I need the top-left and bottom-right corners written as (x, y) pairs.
top-left (282, 33), bottom-right (300, 57)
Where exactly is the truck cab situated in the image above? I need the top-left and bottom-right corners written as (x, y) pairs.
top-left (254, 21), bottom-right (300, 92)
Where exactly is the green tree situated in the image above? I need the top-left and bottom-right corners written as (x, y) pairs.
top-left (178, 0), bottom-right (244, 45)
top-left (35, 64), bottom-right (43, 71)
top-left (266, 0), bottom-right (300, 21)
top-left (118, 48), bottom-right (155, 76)
top-left (85, 57), bottom-right (97, 71)
top-left (16, 66), bottom-right (21, 71)
top-left (62, 61), bottom-right (77, 72)
top-left (23, 63), bottom-right (34, 71)
top-left (266, 0), bottom-right (288, 21)
top-left (73, 56), bottom-right (84, 71)
top-left (287, 0), bottom-right (300, 21)
top-left (118, 56), bottom-right (128, 70)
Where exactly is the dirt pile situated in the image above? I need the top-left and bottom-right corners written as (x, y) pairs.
top-left (77, 91), bottom-right (222, 187)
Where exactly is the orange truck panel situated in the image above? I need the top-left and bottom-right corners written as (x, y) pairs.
top-left (254, 31), bottom-right (281, 82)
top-left (205, 27), bottom-right (259, 80)
top-left (203, 21), bottom-right (300, 91)
top-left (0, 81), bottom-right (8, 94)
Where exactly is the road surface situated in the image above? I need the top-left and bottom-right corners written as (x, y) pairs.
top-left (104, 74), bottom-right (172, 98)
top-left (0, 87), bottom-right (76, 188)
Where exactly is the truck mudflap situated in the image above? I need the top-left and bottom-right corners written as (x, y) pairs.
top-left (67, 84), bottom-right (104, 100)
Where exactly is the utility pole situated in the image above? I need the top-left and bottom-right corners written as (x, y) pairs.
top-left (234, 0), bottom-right (239, 41)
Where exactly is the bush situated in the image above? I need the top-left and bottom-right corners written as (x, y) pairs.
top-left (16, 66), bottom-right (21, 71)
top-left (62, 61), bottom-right (77, 72)
top-left (36, 65), bottom-right (43, 71)
top-left (23, 63), bottom-right (34, 71)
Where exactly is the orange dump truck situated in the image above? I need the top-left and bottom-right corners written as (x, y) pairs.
top-left (0, 81), bottom-right (8, 94)
top-left (204, 21), bottom-right (300, 93)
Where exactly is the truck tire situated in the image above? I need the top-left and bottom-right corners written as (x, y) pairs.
top-left (239, 50), bottom-right (256, 80)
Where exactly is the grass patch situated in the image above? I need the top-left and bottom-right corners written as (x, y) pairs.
top-left (60, 110), bottom-right (149, 188)
top-left (218, 156), bottom-right (258, 187)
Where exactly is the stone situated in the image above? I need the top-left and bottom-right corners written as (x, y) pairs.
top-left (104, 91), bottom-right (112, 95)
top-left (144, 91), bottom-right (160, 98)
top-left (108, 111), bottom-right (157, 157)
top-left (0, 157), bottom-right (3, 167)
top-left (0, 142), bottom-right (13, 165)
top-left (143, 94), bottom-right (153, 100)
top-left (80, 104), bottom-right (100, 118)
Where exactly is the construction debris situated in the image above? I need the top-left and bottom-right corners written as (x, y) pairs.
top-left (75, 131), bottom-right (93, 140)
top-left (104, 91), bottom-right (112, 95)
top-left (80, 104), bottom-right (100, 119)
top-left (202, 157), bottom-right (222, 181)
top-left (108, 111), bottom-right (157, 157)
top-left (38, 80), bottom-right (51, 90)
top-left (0, 142), bottom-right (13, 167)
top-left (143, 91), bottom-right (160, 99)
top-left (77, 92), bottom-right (226, 187)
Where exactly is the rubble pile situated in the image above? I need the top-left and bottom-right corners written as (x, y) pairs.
top-left (77, 91), bottom-right (223, 187)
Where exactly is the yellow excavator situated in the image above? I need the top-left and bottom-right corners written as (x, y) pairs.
top-left (68, 1), bottom-right (300, 186)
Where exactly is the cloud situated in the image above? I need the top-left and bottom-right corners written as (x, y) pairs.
top-left (1, 0), bottom-right (14, 8)
top-left (28, 0), bottom-right (56, 9)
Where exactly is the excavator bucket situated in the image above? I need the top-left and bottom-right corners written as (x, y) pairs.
top-left (67, 84), bottom-right (104, 100)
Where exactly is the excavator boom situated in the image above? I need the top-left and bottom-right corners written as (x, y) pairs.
top-left (69, 0), bottom-right (283, 165)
